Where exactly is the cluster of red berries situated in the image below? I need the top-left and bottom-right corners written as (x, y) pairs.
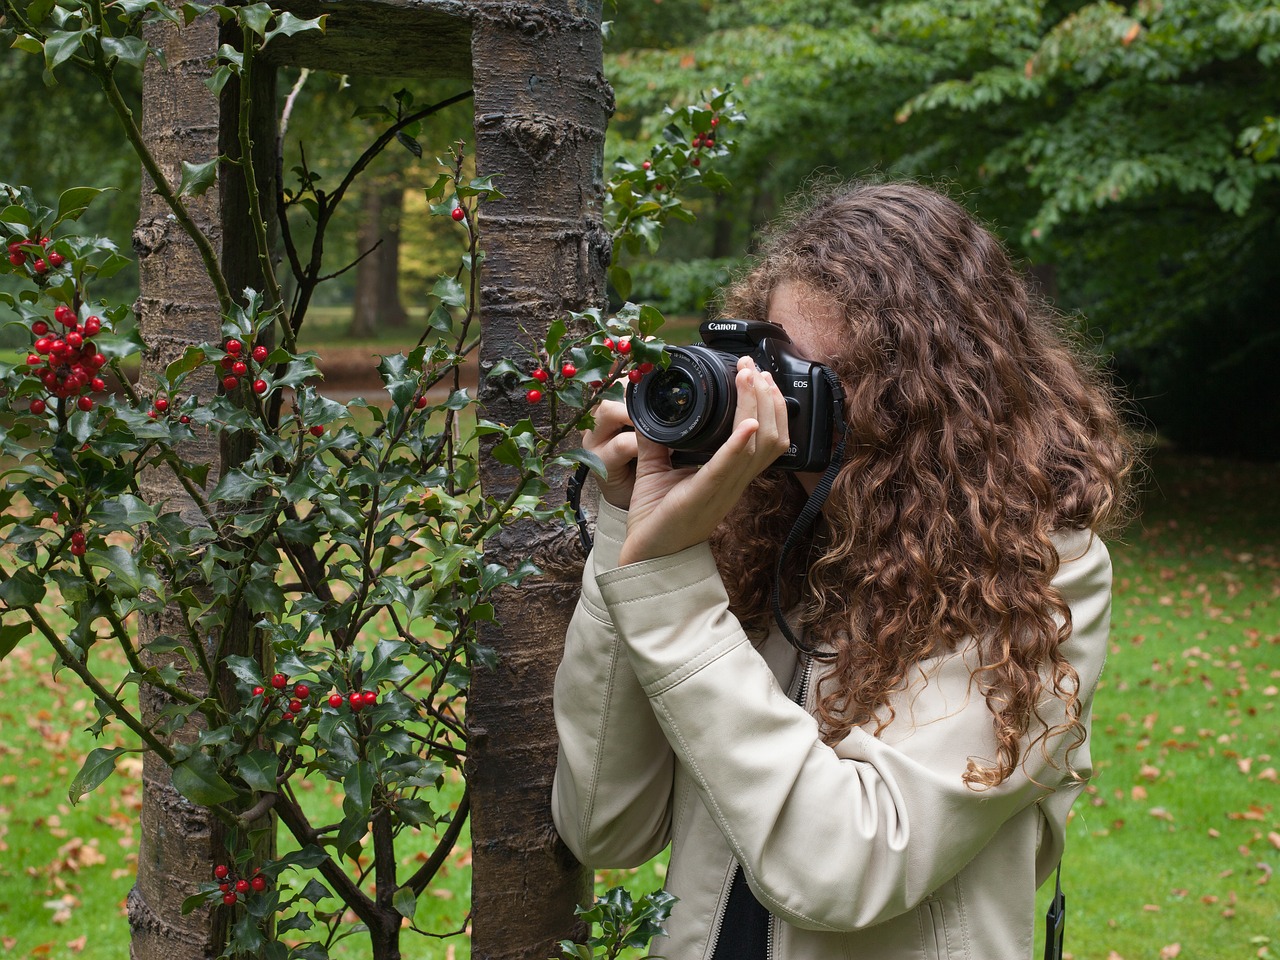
top-left (526, 360), bottom-right (578, 404)
top-left (219, 338), bottom-right (270, 395)
top-left (601, 338), bottom-right (655, 386)
top-left (252, 675), bottom-right (314, 722)
top-left (7, 236), bottom-right (64, 275)
top-left (23, 306), bottom-right (109, 413)
top-left (146, 394), bottom-right (192, 424)
top-left (212, 863), bottom-right (268, 906)
top-left (251, 674), bottom-right (379, 720)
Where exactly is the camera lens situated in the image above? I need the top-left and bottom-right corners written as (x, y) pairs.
top-left (647, 369), bottom-right (697, 426)
top-left (625, 345), bottom-right (738, 461)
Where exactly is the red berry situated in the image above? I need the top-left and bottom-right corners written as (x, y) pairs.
top-left (89, 353), bottom-right (106, 369)
top-left (627, 369), bottom-right (644, 384)
top-left (526, 388), bottom-right (543, 404)
top-left (27, 353), bottom-right (41, 366)
top-left (6, 241), bottom-right (21, 254)
top-left (82, 316), bottom-right (101, 336)
top-left (220, 355), bottom-right (236, 370)
top-left (270, 673), bottom-right (287, 689)
top-left (414, 395), bottom-right (428, 410)
top-left (32, 320), bottom-right (49, 335)
top-left (642, 160), bottom-right (652, 170)
top-left (179, 415), bottom-right (191, 424)
top-left (639, 361), bottom-right (655, 374)
top-left (54, 306), bottom-right (74, 326)
top-left (253, 379), bottom-right (267, 394)
top-left (147, 410), bottom-right (158, 420)
top-left (617, 338), bottom-right (632, 354)
top-left (531, 368), bottom-right (549, 383)
top-left (252, 345), bottom-right (268, 363)
top-left (691, 157), bottom-right (701, 167)
top-left (560, 363), bottom-right (577, 378)
top-left (50, 339), bottom-right (68, 356)
top-left (288, 699), bottom-right (303, 713)
top-left (223, 892), bottom-right (237, 906)
top-left (7, 252), bottom-right (25, 267)
top-left (154, 397), bottom-right (169, 412)
top-left (252, 686), bottom-right (265, 697)
top-left (451, 206), bottom-right (465, 221)
top-left (281, 710), bottom-right (295, 721)
top-left (309, 424), bottom-right (324, 437)
top-left (214, 864), bottom-right (230, 880)
top-left (77, 396), bottom-right (93, 412)
top-left (362, 690), bottom-right (377, 706)
top-left (48, 252), bottom-right (64, 267)
top-left (250, 875), bottom-right (266, 892)
top-left (30, 398), bottom-right (46, 415)
top-left (235, 879), bottom-right (250, 893)
top-left (692, 136), bottom-right (703, 149)
top-left (328, 693), bottom-right (344, 708)
top-left (293, 683), bottom-right (310, 698)
top-left (349, 695), bottom-right (364, 713)
top-left (66, 331), bottom-right (83, 349)
top-left (33, 258), bottom-right (47, 274)
top-left (602, 337), bottom-right (614, 351)
top-left (34, 337), bottom-right (52, 354)
top-left (232, 360), bottom-right (248, 376)
top-left (225, 338), bottom-right (242, 355)
top-left (219, 882), bottom-right (231, 893)
top-left (69, 542), bottom-right (87, 557)
top-left (654, 183), bottom-right (664, 191)
top-left (222, 375), bottom-right (239, 392)
top-left (90, 377), bottom-right (106, 392)
top-left (71, 530), bottom-right (86, 547)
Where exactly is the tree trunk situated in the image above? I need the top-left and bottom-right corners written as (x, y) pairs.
top-left (128, 14), bottom-right (276, 959)
top-left (469, 1), bottom-right (612, 957)
top-left (351, 179), bottom-right (409, 337)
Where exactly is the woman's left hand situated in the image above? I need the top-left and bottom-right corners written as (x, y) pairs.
top-left (618, 357), bottom-right (790, 566)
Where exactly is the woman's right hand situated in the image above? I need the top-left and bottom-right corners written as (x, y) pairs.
top-left (583, 399), bottom-right (639, 509)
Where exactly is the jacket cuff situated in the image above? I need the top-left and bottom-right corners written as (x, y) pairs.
top-left (597, 543), bottom-right (746, 693)
top-left (590, 499), bottom-right (629, 574)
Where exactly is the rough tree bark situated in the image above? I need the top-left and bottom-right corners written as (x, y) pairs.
top-left (128, 14), bottom-right (276, 959)
top-left (469, 1), bottom-right (613, 958)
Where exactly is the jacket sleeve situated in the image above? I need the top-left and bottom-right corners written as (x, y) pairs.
top-left (551, 499), bottom-right (677, 867)
top-left (595, 528), bottom-right (1111, 932)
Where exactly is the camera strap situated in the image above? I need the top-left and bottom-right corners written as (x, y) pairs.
top-left (771, 369), bottom-right (847, 655)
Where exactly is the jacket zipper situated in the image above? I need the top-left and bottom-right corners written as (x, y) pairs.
top-left (706, 652), bottom-right (814, 960)
top-left (705, 859), bottom-right (738, 960)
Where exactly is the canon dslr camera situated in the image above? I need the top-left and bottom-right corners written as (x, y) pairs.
top-left (625, 319), bottom-right (842, 472)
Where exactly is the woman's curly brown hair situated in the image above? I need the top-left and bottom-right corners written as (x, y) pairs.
top-left (711, 181), bottom-right (1137, 788)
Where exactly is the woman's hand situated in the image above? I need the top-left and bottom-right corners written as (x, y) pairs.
top-left (582, 398), bottom-right (640, 509)
top-left (618, 357), bottom-right (790, 566)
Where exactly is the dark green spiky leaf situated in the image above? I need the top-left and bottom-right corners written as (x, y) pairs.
top-left (55, 186), bottom-right (107, 224)
top-left (234, 749), bottom-right (279, 792)
top-left (0, 621), bottom-right (33, 661)
top-left (172, 752), bottom-right (238, 806)
top-left (69, 747), bottom-right (129, 804)
top-left (0, 568), bottom-right (46, 606)
top-left (179, 157), bottom-right (220, 198)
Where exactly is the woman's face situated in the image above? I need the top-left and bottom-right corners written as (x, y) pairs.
top-left (765, 281), bottom-right (843, 365)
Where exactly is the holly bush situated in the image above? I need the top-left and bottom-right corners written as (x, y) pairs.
top-left (0, 2), bottom-right (740, 957)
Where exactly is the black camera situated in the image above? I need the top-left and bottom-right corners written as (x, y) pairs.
top-left (625, 319), bottom-right (842, 472)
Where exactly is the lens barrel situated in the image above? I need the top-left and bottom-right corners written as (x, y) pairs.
top-left (626, 345), bottom-right (739, 460)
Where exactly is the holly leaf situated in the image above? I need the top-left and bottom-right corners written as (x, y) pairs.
top-left (234, 749), bottom-right (279, 792)
top-left (179, 158), bottom-right (221, 198)
top-left (392, 885), bottom-right (417, 920)
top-left (55, 186), bottom-right (107, 225)
top-left (69, 746), bottom-right (130, 804)
top-left (0, 621), bottom-right (33, 661)
top-left (172, 752), bottom-right (239, 806)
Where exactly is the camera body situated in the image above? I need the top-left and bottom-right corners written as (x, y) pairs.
top-left (626, 319), bottom-right (841, 472)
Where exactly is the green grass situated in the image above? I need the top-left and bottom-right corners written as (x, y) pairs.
top-left (2, 447), bottom-right (1276, 960)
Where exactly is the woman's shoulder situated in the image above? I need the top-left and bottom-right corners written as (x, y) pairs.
top-left (1050, 527), bottom-right (1113, 597)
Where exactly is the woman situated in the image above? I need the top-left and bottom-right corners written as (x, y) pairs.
top-left (552, 181), bottom-right (1135, 960)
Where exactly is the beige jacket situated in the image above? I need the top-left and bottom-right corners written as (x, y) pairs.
top-left (553, 501), bottom-right (1112, 960)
